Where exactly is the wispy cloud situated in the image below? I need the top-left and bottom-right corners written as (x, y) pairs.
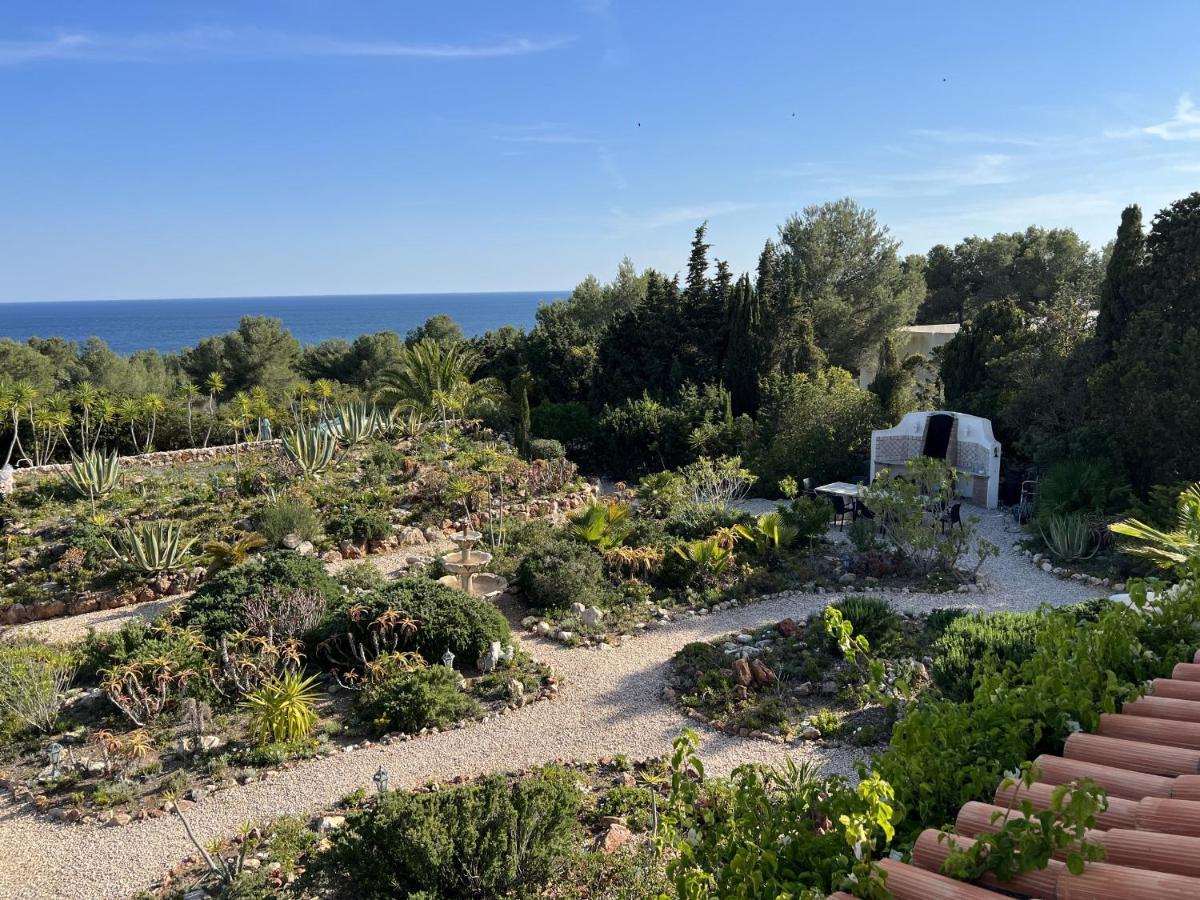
top-left (598, 147), bottom-right (627, 190)
top-left (910, 128), bottom-right (1051, 148)
top-left (1140, 94), bottom-right (1200, 141)
top-left (610, 201), bottom-right (758, 230)
top-left (491, 123), bottom-right (599, 145)
top-left (0, 28), bottom-right (573, 65)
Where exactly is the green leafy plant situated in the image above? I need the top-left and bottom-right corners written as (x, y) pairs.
top-left (1039, 512), bottom-right (1099, 561)
top-left (566, 500), bottom-right (632, 550)
top-left (0, 642), bottom-right (77, 733)
top-left (516, 537), bottom-right (608, 613)
top-left (930, 610), bottom-right (1042, 702)
top-left (61, 449), bottom-right (121, 511)
top-left (254, 495), bottom-right (321, 547)
top-left (830, 595), bottom-right (900, 649)
top-left (1111, 481), bottom-right (1200, 576)
top-left (939, 763), bottom-right (1108, 881)
top-left (243, 671), bottom-right (321, 744)
top-left (281, 426), bottom-right (337, 477)
top-left (636, 470), bottom-right (690, 517)
top-left (201, 532), bottom-right (267, 575)
top-left (734, 511), bottom-right (799, 559)
top-left (672, 535), bottom-right (736, 587)
top-left (356, 664), bottom-right (481, 735)
top-left (327, 401), bottom-right (381, 446)
top-left (105, 521), bottom-right (196, 573)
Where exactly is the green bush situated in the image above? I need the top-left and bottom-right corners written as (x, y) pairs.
top-left (930, 611), bottom-right (1042, 701)
top-left (254, 497), bottom-right (322, 547)
top-left (326, 506), bottom-right (392, 543)
top-left (830, 596), bottom-right (899, 649)
top-left (179, 552), bottom-right (342, 640)
top-left (663, 502), bottom-right (750, 540)
top-left (515, 537), bottom-right (607, 613)
top-left (527, 438), bottom-right (566, 461)
top-left (783, 496), bottom-right (833, 543)
top-left (319, 577), bottom-right (510, 665)
top-left (312, 770), bottom-right (580, 898)
top-left (357, 665), bottom-right (481, 735)
top-left (1034, 459), bottom-right (1132, 521)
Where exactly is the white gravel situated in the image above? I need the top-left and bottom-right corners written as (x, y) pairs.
top-left (0, 506), bottom-right (1100, 900)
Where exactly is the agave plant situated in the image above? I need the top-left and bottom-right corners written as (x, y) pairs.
top-left (327, 401), bottom-right (381, 446)
top-left (567, 501), bottom-right (632, 550)
top-left (734, 511), bottom-right (800, 558)
top-left (106, 521), bottom-right (196, 573)
top-left (1111, 482), bottom-right (1200, 575)
top-left (61, 449), bottom-right (121, 512)
top-left (281, 426), bottom-right (336, 478)
top-left (1038, 513), bottom-right (1099, 562)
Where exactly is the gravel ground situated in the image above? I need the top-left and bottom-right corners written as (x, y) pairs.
top-left (0, 506), bottom-right (1100, 900)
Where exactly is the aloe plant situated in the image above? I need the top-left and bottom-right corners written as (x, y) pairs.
top-left (106, 521), bottom-right (196, 573)
top-left (61, 449), bottom-right (121, 512)
top-left (328, 402), bottom-right (380, 446)
top-left (281, 426), bottom-right (336, 477)
top-left (1038, 513), bottom-right (1099, 562)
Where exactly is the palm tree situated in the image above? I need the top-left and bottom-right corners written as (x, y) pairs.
top-left (73, 381), bottom-right (102, 453)
top-left (374, 340), bottom-right (506, 439)
top-left (202, 372), bottom-right (225, 448)
top-left (177, 382), bottom-right (200, 448)
top-left (1111, 484), bottom-right (1200, 577)
top-left (140, 393), bottom-right (166, 453)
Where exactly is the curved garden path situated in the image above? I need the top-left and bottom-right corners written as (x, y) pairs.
top-left (0, 512), bottom-right (1099, 900)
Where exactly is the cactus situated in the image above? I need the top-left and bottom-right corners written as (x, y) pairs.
top-left (106, 521), bottom-right (196, 573)
top-left (62, 449), bottom-right (121, 510)
top-left (280, 425), bottom-right (336, 477)
top-left (328, 402), bottom-right (380, 446)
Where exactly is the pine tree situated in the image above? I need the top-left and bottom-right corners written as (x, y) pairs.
top-left (723, 274), bottom-right (762, 414)
top-left (1094, 204), bottom-right (1146, 359)
top-left (684, 223), bottom-right (711, 307)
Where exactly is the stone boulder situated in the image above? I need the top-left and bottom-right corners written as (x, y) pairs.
top-left (732, 658), bottom-right (753, 687)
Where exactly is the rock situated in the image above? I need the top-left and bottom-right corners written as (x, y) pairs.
top-left (1041, 561), bottom-right (1054, 573)
top-left (295, 541), bottom-right (315, 557)
top-left (109, 812), bottom-right (132, 827)
top-left (793, 681), bottom-right (812, 696)
top-left (241, 858), bottom-right (262, 870)
top-left (521, 616), bottom-right (539, 628)
top-left (749, 659), bottom-right (777, 686)
top-left (801, 725), bottom-right (821, 740)
top-left (736, 633), bottom-right (754, 644)
top-left (556, 630), bottom-right (574, 642)
top-left (534, 622), bottom-right (552, 636)
top-left (732, 658), bottom-right (753, 687)
top-left (508, 680), bottom-right (525, 705)
top-left (776, 618), bottom-right (801, 638)
top-left (838, 573), bottom-right (856, 585)
top-left (599, 823), bottom-right (633, 854)
top-left (320, 550), bottom-right (343, 563)
top-left (821, 680), bottom-right (838, 695)
top-left (581, 606), bottom-right (604, 627)
top-left (571, 602), bottom-right (587, 615)
top-left (314, 815), bottom-right (346, 833)
top-left (733, 684), bottom-right (750, 700)
top-left (423, 527), bottom-right (441, 542)
top-left (281, 533), bottom-right (303, 550)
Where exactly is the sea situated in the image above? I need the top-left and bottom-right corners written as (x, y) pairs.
top-left (0, 291), bottom-right (566, 355)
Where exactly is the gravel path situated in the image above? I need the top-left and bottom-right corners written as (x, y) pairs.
top-left (0, 507), bottom-right (1099, 900)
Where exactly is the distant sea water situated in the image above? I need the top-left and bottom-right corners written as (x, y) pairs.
top-left (0, 292), bottom-right (566, 355)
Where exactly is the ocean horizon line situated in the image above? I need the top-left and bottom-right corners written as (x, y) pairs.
top-left (0, 289), bottom-right (571, 306)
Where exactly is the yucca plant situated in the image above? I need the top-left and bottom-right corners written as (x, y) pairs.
top-left (1038, 513), bottom-right (1099, 562)
top-left (242, 671), bottom-right (321, 744)
top-left (328, 401), bottom-right (380, 446)
top-left (567, 501), bottom-right (632, 550)
top-left (106, 521), bottom-right (196, 573)
top-left (280, 426), bottom-right (336, 478)
top-left (1111, 482), bottom-right (1200, 576)
top-left (734, 511), bottom-right (800, 558)
top-left (62, 449), bottom-right (121, 514)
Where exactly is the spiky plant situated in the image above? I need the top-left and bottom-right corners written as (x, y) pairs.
top-left (328, 401), bottom-right (381, 446)
top-left (1039, 513), bottom-right (1099, 562)
top-left (106, 521), bottom-right (196, 573)
top-left (567, 501), bottom-right (632, 550)
top-left (201, 532), bottom-right (268, 575)
top-left (242, 671), bottom-right (321, 744)
top-left (280, 426), bottom-right (336, 478)
top-left (734, 511), bottom-right (800, 558)
top-left (61, 449), bottom-right (121, 513)
top-left (1111, 483), bottom-right (1200, 575)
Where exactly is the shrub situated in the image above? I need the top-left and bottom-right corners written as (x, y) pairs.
top-left (357, 665), bottom-right (481, 735)
top-left (179, 552), bottom-right (341, 640)
top-left (636, 470), bottom-right (690, 518)
top-left (783, 496), bottom-right (833, 544)
top-left (516, 538), bottom-right (607, 613)
top-left (325, 506), bottom-right (392, 543)
top-left (663, 502), bottom-right (750, 540)
top-left (254, 497), bottom-right (321, 547)
top-left (243, 672), bottom-right (321, 745)
top-left (680, 455), bottom-right (757, 509)
top-left (318, 578), bottom-right (511, 667)
top-left (930, 610), bottom-right (1044, 702)
top-left (313, 771), bottom-right (580, 898)
top-left (527, 437), bottom-right (565, 461)
top-left (830, 596), bottom-right (899, 649)
top-left (1034, 459), bottom-right (1132, 521)
top-left (0, 642), bottom-right (77, 734)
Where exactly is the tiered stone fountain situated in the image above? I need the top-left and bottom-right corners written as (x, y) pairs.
top-left (438, 516), bottom-right (508, 600)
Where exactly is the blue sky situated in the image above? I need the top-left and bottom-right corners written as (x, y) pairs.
top-left (2, 1), bottom-right (1199, 302)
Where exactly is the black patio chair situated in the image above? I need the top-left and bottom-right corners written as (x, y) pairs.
top-left (855, 499), bottom-right (874, 521)
top-left (940, 502), bottom-right (962, 532)
top-left (830, 495), bottom-right (851, 530)
top-left (801, 477), bottom-right (815, 496)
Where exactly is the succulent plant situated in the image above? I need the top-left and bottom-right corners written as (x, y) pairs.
top-left (106, 521), bottom-right (196, 573)
top-left (61, 449), bottom-right (121, 506)
top-left (281, 426), bottom-right (337, 477)
top-left (328, 401), bottom-right (381, 446)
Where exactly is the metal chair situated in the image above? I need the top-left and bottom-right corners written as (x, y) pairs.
top-left (940, 502), bottom-right (962, 532)
top-left (830, 495), bottom-right (851, 529)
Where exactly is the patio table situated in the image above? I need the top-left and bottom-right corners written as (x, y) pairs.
top-left (814, 481), bottom-right (865, 499)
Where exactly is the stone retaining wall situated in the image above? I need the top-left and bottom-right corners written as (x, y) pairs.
top-left (13, 440), bottom-right (281, 480)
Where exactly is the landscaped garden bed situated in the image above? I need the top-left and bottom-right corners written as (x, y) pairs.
top-left (139, 756), bottom-right (671, 900)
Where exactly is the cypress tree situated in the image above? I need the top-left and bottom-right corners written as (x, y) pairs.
top-left (723, 274), bottom-right (761, 414)
top-left (1094, 204), bottom-right (1146, 359)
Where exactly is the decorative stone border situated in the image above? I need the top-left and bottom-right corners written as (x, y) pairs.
top-left (12, 440), bottom-right (280, 480)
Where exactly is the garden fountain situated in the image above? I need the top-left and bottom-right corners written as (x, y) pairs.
top-left (438, 516), bottom-right (508, 599)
